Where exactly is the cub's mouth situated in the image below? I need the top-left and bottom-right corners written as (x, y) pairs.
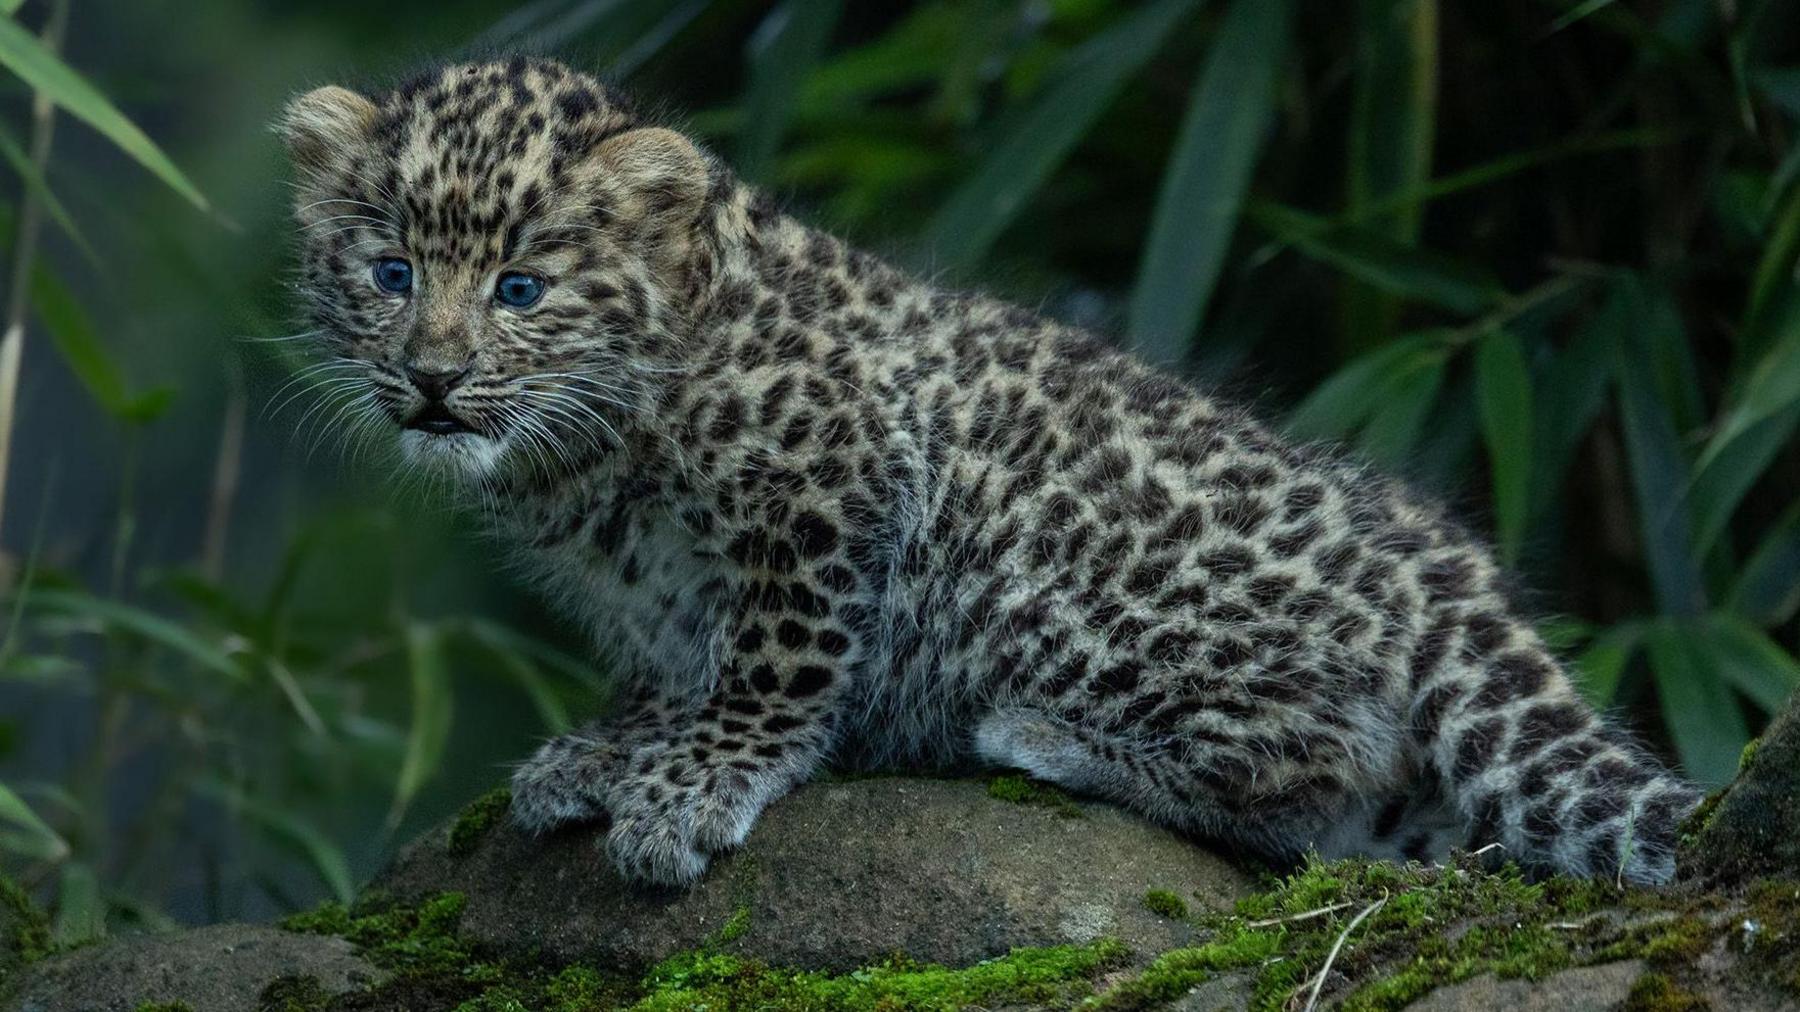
top-left (405, 401), bottom-right (477, 436)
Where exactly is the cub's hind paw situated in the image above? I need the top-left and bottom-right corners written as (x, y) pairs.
top-left (509, 733), bottom-right (613, 834)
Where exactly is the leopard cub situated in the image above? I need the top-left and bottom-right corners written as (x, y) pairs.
top-left (281, 58), bottom-right (1701, 887)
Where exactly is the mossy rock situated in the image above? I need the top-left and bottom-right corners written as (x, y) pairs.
top-left (1682, 688), bottom-right (1800, 883)
top-left (0, 875), bottom-right (49, 998)
top-left (2, 924), bottom-right (379, 1012)
top-left (371, 776), bottom-right (1257, 973)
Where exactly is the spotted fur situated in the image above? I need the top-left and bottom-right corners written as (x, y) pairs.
top-left (280, 59), bottom-right (1701, 887)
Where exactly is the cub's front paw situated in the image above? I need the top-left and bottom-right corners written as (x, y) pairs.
top-left (508, 731), bottom-right (614, 835)
top-left (603, 770), bottom-right (763, 887)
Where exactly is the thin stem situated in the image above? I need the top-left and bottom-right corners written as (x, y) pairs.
top-left (0, 0), bottom-right (71, 588)
top-left (202, 363), bottom-right (246, 580)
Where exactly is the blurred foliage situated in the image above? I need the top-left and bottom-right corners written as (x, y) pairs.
top-left (0, 0), bottom-right (1795, 942)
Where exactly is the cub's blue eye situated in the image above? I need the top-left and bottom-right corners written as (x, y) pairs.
top-left (372, 258), bottom-right (413, 294)
top-left (495, 272), bottom-right (545, 308)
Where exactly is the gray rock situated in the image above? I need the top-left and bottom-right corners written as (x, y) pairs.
top-left (4, 924), bottom-right (380, 1012)
top-left (1402, 961), bottom-right (1646, 1012)
top-left (373, 776), bottom-right (1258, 972)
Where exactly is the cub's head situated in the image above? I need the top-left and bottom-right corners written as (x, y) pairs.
top-left (279, 59), bottom-right (715, 479)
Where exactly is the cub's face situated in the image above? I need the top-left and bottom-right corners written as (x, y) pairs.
top-left (279, 59), bottom-right (711, 480)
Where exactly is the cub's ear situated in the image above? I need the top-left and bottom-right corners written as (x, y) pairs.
top-left (590, 127), bottom-right (710, 222)
top-left (278, 85), bottom-right (377, 178)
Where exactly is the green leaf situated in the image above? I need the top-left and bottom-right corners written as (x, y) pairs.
top-left (198, 781), bottom-right (354, 903)
top-left (1689, 403), bottom-right (1799, 555)
top-left (51, 862), bottom-right (105, 947)
top-left (1249, 202), bottom-right (1504, 315)
top-left (1700, 285), bottom-right (1800, 474)
top-left (0, 779), bottom-right (66, 862)
top-left (24, 588), bottom-right (244, 681)
top-left (391, 622), bottom-right (453, 829)
top-left (1475, 328), bottom-right (1533, 563)
top-left (1698, 613), bottom-right (1800, 714)
top-left (465, 623), bottom-right (571, 733)
top-left (920, 0), bottom-right (1200, 269)
top-left (736, 0), bottom-right (845, 182)
top-left (1569, 622), bottom-right (1640, 705)
top-left (1731, 502), bottom-right (1800, 625)
top-left (0, 15), bottom-right (208, 211)
top-left (1531, 300), bottom-right (1615, 517)
top-left (0, 119), bottom-right (94, 264)
top-left (31, 267), bottom-right (173, 423)
top-left (1357, 353), bottom-right (1445, 466)
top-left (1646, 623), bottom-right (1748, 787)
top-left (1609, 281), bottom-right (1707, 616)
top-left (1125, 0), bottom-right (1292, 364)
top-left (1341, 0), bottom-right (1438, 350)
top-left (1286, 332), bottom-right (1447, 442)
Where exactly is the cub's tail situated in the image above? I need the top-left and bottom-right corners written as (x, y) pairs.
top-left (1407, 616), bottom-right (1701, 884)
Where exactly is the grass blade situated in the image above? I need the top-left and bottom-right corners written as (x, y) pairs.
top-left (1125, 0), bottom-right (1292, 364)
top-left (1647, 622), bottom-right (1748, 787)
top-left (0, 119), bottom-right (92, 264)
top-left (199, 780), bottom-right (354, 903)
top-left (0, 15), bottom-right (207, 211)
top-left (1475, 328), bottom-right (1534, 563)
top-left (1699, 290), bottom-right (1800, 472)
top-left (736, 0), bottom-right (845, 182)
top-left (920, 0), bottom-right (1200, 269)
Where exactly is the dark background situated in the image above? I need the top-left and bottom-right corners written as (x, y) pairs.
top-left (0, 0), bottom-right (1795, 942)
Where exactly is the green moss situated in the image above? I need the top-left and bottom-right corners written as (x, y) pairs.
top-left (1089, 926), bottom-right (1279, 1009)
top-left (633, 938), bottom-right (1128, 1011)
top-left (709, 904), bottom-right (753, 946)
top-left (258, 974), bottom-right (332, 1012)
top-left (283, 891), bottom-right (473, 975)
top-left (448, 788), bottom-right (513, 857)
top-left (134, 1003), bottom-right (195, 1012)
top-left (1623, 972), bottom-right (1708, 1012)
top-left (1, 874), bottom-right (49, 980)
top-left (1739, 737), bottom-right (1761, 774)
top-left (986, 775), bottom-right (1084, 818)
top-left (1142, 890), bottom-right (1189, 920)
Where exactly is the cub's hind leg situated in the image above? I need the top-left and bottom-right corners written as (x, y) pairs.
top-left (972, 705), bottom-right (1381, 863)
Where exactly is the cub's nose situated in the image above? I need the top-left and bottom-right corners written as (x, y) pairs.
top-left (405, 363), bottom-right (472, 402)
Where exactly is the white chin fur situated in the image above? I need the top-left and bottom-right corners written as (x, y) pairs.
top-left (398, 429), bottom-right (508, 479)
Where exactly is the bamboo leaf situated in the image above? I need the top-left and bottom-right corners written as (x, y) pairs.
top-left (1610, 281), bottom-right (1707, 616)
top-left (466, 623), bottom-right (571, 733)
top-left (1699, 613), bottom-right (1800, 714)
top-left (1285, 332), bottom-right (1446, 441)
top-left (1700, 286), bottom-right (1800, 473)
top-left (1646, 623), bottom-right (1748, 787)
top-left (1731, 502), bottom-right (1800, 625)
top-left (1125, 0), bottom-right (1292, 364)
top-left (736, 0), bottom-right (845, 182)
top-left (1690, 403), bottom-right (1799, 555)
top-left (920, 0), bottom-right (1201, 269)
top-left (1357, 353), bottom-right (1445, 465)
top-left (1570, 622), bottom-right (1640, 705)
top-left (31, 267), bottom-right (173, 423)
top-left (51, 862), bottom-right (105, 947)
top-left (1475, 327), bottom-right (1533, 563)
top-left (0, 119), bottom-right (94, 264)
top-left (1249, 202), bottom-right (1504, 314)
top-left (24, 588), bottom-right (244, 681)
top-left (0, 15), bottom-right (208, 211)
top-left (1531, 299), bottom-right (1615, 517)
top-left (391, 622), bottom-right (453, 829)
top-left (1341, 0), bottom-right (1438, 349)
top-left (199, 781), bottom-right (354, 903)
top-left (0, 779), bottom-right (66, 862)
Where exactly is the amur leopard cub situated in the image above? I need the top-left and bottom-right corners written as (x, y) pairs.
top-left (281, 58), bottom-right (1700, 887)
